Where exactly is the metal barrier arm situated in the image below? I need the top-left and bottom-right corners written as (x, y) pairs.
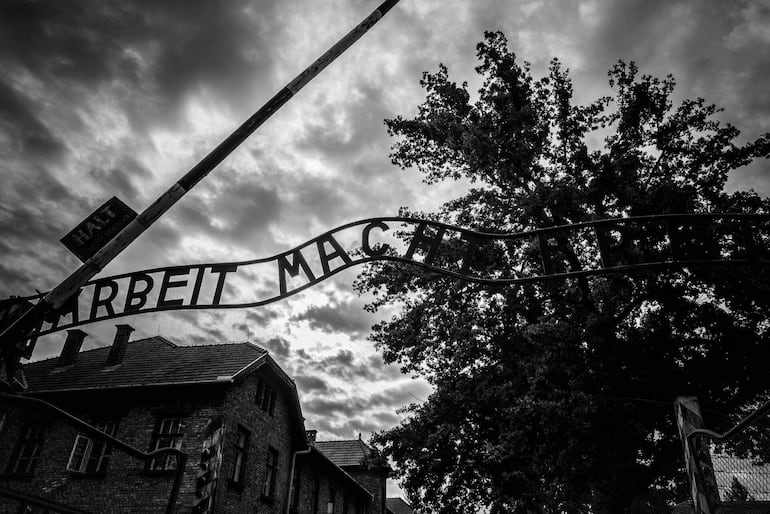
top-left (0, 391), bottom-right (188, 514)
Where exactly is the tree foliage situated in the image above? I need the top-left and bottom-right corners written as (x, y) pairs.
top-left (356, 31), bottom-right (770, 513)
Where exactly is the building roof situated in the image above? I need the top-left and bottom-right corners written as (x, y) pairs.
top-left (23, 337), bottom-right (268, 392)
top-left (386, 497), bottom-right (413, 514)
top-left (303, 446), bottom-right (374, 502)
top-left (314, 438), bottom-right (379, 468)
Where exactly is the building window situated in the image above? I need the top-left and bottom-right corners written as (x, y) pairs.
top-left (66, 421), bottom-right (118, 474)
top-left (343, 495), bottom-right (349, 514)
top-left (262, 446), bottom-right (279, 499)
top-left (8, 421), bottom-right (46, 475)
top-left (149, 418), bottom-right (184, 470)
top-left (255, 380), bottom-right (277, 416)
top-left (327, 487), bottom-right (336, 514)
top-left (230, 425), bottom-right (249, 485)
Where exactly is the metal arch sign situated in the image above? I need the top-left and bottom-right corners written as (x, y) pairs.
top-left (11, 213), bottom-right (770, 339)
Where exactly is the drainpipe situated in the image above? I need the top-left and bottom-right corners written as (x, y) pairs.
top-left (285, 446), bottom-right (313, 514)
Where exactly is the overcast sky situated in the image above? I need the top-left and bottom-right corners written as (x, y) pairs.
top-left (1, 0), bottom-right (769, 498)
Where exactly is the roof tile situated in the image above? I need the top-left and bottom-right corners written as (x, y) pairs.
top-left (314, 439), bottom-right (375, 467)
top-left (23, 337), bottom-right (267, 392)
top-left (386, 498), bottom-right (413, 514)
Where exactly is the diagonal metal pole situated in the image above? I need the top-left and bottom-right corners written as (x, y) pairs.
top-left (0, 0), bottom-right (402, 374)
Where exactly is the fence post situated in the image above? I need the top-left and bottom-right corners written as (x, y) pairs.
top-left (675, 396), bottom-right (720, 513)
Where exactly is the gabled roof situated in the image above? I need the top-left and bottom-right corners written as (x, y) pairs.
top-left (23, 337), bottom-right (268, 393)
top-left (386, 498), bottom-right (413, 514)
top-left (302, 446), bottom-right (374, 502)
top-left (314, 438), bottom-right (380, 468)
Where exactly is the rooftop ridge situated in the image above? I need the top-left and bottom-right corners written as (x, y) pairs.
top-left (26, 335), bottom-right (178, 363)
top-left (316, 438), bottom-right (371, 444)
top-left (23, 338), bottom-right (271, 393)
top-left (172, 341), bottom-right (265, 349)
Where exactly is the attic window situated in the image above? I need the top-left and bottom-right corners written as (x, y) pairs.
top-left (255, 380), bottom-right (277, 416)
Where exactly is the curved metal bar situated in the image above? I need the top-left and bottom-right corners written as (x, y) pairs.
top-left (688, 399), bottom-right (770, 445)
top-left (10, 212), bottom-right (770, 296)
top-left (25, 257), bottom-right (770, 337)
top-left (10, 213), bottom-right (769, 337)
top-left (0, 392), bottom-right (188, 514)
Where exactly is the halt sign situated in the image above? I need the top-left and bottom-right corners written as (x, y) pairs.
top-left (60, 196), bottom-right (138, 262)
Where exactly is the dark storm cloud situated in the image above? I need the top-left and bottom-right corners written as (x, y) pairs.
top-left (302, 385), bottom-right (426, 421)
top-left (294, 374), bottom-right (330, 394)
top-left (292, 295), bottom-right (374, 337)
top-left (0, 79), bottom-right (67, 160)
top-left (113, 222), bottom-right (183, 273)
top-left (87, 157), bottom-right (152, 206)
top-left (291, 347), bottom-right (402, 384)
top-left (303, 397), bottom-right (362, 417)
top-left (0, 0), bottom-right (282, 132)
top-left (297, 82), bottom-right (390, 161)
top-left (244, 308), bottom-right (281, 326)
top-left (169, 176), bottom-right (282, 247)
top-left (288, 179), bottom-right (349, 227)
top-left (257, 335), bottom-right (291, 358)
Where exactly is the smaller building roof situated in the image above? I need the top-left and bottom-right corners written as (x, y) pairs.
top-left (23, 337), bottom-right (268, 392)
top-left (386, 497), bottom-right (413, 514)
top-left (314, 438), bottom-right (379, 467)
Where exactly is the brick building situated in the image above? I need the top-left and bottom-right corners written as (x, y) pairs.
top-left (0, 326), bottom-right (390, 513)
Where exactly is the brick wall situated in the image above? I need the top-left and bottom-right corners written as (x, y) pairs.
top-left (293, 453), bottom-right (371, 514)
top-left (0, 364), bottom-right (380, 514)
top-left (0, 386), bottom-right (225, 513)
top-left (215, 366), bottom-right (299, 513)
top-left (344, 468), bottom-right (389, 514)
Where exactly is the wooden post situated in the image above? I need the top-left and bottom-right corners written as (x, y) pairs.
top-left (675, 396), bottom-right (720, 513)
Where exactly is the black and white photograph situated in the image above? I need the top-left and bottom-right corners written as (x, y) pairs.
top-left (1, 0), bottom-right (769, 512)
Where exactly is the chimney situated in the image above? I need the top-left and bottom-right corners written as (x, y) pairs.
top-left (57, 329), bottom-right (88, 367)
top-left (106, 324), bottom-right (134, 366)
top-left (306, 430), bottom-right (317, 443)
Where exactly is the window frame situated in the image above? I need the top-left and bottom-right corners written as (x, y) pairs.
top-left (7, 421), bottom-right (47, 476)
top-left (148, 417), bottom-right (184, 471)
top-left (262, 446), bottom-right (279, 500)
top-left (256, 379), bottom-right (277, 416)
top-left (65, 420), bottom-right (118, 474)
top-left (229, 425), bottom-right (250, 486)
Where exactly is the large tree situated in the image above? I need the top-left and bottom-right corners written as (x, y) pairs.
top-left (356, 31), bottom-right (770, 513)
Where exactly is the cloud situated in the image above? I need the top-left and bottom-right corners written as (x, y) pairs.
top-left (257, 335), bottom-right (291, 358)
top-left (244, 308), bottom-right (281, 326)
top-left (300, 381), bottom-right (431, 440)
top-left (294, 374), bottom-right (330, 394)
top-left (292, 293), bottom-right (375, 337)
top-left (0, 79), bottom-right (67, 160)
